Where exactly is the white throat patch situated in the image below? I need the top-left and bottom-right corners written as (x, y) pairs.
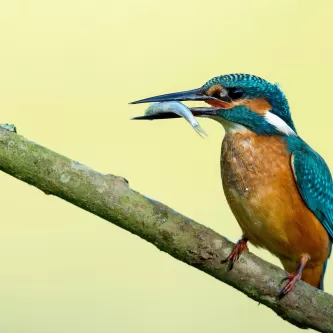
top-left (208, 112), bottom-right (297, 136)
top-left (209, 116), bottom-right (249, 134)
top-left (264, 111), bottom-right (296, 136)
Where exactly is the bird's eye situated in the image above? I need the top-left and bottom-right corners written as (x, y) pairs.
top-left (228, 87), bottom-right (244, 100)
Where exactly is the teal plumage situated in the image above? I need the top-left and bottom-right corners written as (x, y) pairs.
top-left (289, 141), bottom-right (333, 238)
top-left (288, 138), bottom-right (333, 289)
top-left (201, 73), bottom-right (296, 131)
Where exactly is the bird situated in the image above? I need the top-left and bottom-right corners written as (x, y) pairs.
top-left (130, 73), bottom-right (333, 298)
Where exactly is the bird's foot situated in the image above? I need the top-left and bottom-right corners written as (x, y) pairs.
top-left (279, 254), bottom-right (309, 299)
top-left (0, 124), bottom-right (16, 133)
top-left (222, 237), bottom-right (248, 271)
top-left (279, 273), bottom-right (302, 299)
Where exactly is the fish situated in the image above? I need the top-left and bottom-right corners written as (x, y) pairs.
top-left (132, 101), bottom-right (207, 137)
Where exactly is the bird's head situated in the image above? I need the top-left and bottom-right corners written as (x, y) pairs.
top-left (131, 73), bottom-right (297, 136)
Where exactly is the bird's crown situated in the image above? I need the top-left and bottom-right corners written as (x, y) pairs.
top-left (201, 73), bottom-right (295, 132)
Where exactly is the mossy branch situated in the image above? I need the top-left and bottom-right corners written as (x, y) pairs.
top-left (0, 127), bottom-right (332, 333)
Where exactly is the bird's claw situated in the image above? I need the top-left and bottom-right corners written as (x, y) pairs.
top-left (279, 272), bottom-right (301, 299)
top-left (279, 254), bottom-right (308, 299)
top-left (222, 238), bottom-right (248, 271)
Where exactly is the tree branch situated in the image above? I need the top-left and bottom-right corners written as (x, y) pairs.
top-left (0, 127), bottom-right (332, 333)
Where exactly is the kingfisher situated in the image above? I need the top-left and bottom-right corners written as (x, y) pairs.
top-left (130, 73), bottom-right (333, 297)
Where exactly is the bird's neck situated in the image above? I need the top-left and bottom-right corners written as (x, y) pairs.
top-left (213, 118), bottom-right (249, 135)
top-left (211, 104), bottom-right (297, 137)
top-left (269, 93), bottom-right (296, 133)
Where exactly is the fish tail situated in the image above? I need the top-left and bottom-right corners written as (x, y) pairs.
top-left (194, 125), bottom-right (208, 138)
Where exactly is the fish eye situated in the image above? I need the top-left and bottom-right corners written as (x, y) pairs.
top-left (228, 87), bottom-right (244, 100)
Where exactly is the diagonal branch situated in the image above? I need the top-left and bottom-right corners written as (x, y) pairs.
top-left (0, 127), bottom-right (332, 333)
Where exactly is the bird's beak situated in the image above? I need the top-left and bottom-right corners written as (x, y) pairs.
top-left (130, 88), bottom-right (226, 119)
top-left (129, 88), bottom-right (214, 104)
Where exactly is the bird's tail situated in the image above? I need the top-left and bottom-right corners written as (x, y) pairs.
top-left (301, 264), bottom-right (326, 290)
top-left (319, 260), bottom-right (328, 290)
top-left (319, 241), bottom-right (332, 290)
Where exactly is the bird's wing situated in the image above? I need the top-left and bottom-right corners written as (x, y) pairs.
top-left (291, 148), bottom-right (333, 239)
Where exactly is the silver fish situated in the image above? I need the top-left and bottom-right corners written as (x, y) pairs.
top-left (144, 102), bottom-right (207, 137)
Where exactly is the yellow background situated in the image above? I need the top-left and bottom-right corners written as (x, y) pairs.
top-left (0, 1), bottom-right (331, 332)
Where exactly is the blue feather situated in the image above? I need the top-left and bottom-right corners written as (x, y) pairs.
top-left (286, 136), bottom-right (333, 289)
top-left (289, 141), bottom-right (333, 239)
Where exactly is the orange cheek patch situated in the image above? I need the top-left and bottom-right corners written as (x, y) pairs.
top-left (242, 98), bottom-right (272, 115)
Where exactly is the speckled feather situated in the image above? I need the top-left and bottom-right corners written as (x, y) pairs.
top-left (289, 140), bottom-right (333, 289)
top-left (290, 144), bottom-right (333, 237)
top-left (281, 136), bottom-right (333, 238)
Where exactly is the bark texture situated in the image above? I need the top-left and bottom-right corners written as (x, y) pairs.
top-left (0, 128), bottom-right (332, 333)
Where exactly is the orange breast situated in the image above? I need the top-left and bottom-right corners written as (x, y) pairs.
top-left (221, 131), bottom-right (330, 264)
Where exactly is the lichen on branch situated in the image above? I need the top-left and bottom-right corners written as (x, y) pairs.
top-left (0, 128), bottom-right (332, 333)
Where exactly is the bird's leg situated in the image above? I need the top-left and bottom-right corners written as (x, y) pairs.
top-left (222, 236), bottom-right (248, 271)
top-left (279, 254), bottom-right (310, 299)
